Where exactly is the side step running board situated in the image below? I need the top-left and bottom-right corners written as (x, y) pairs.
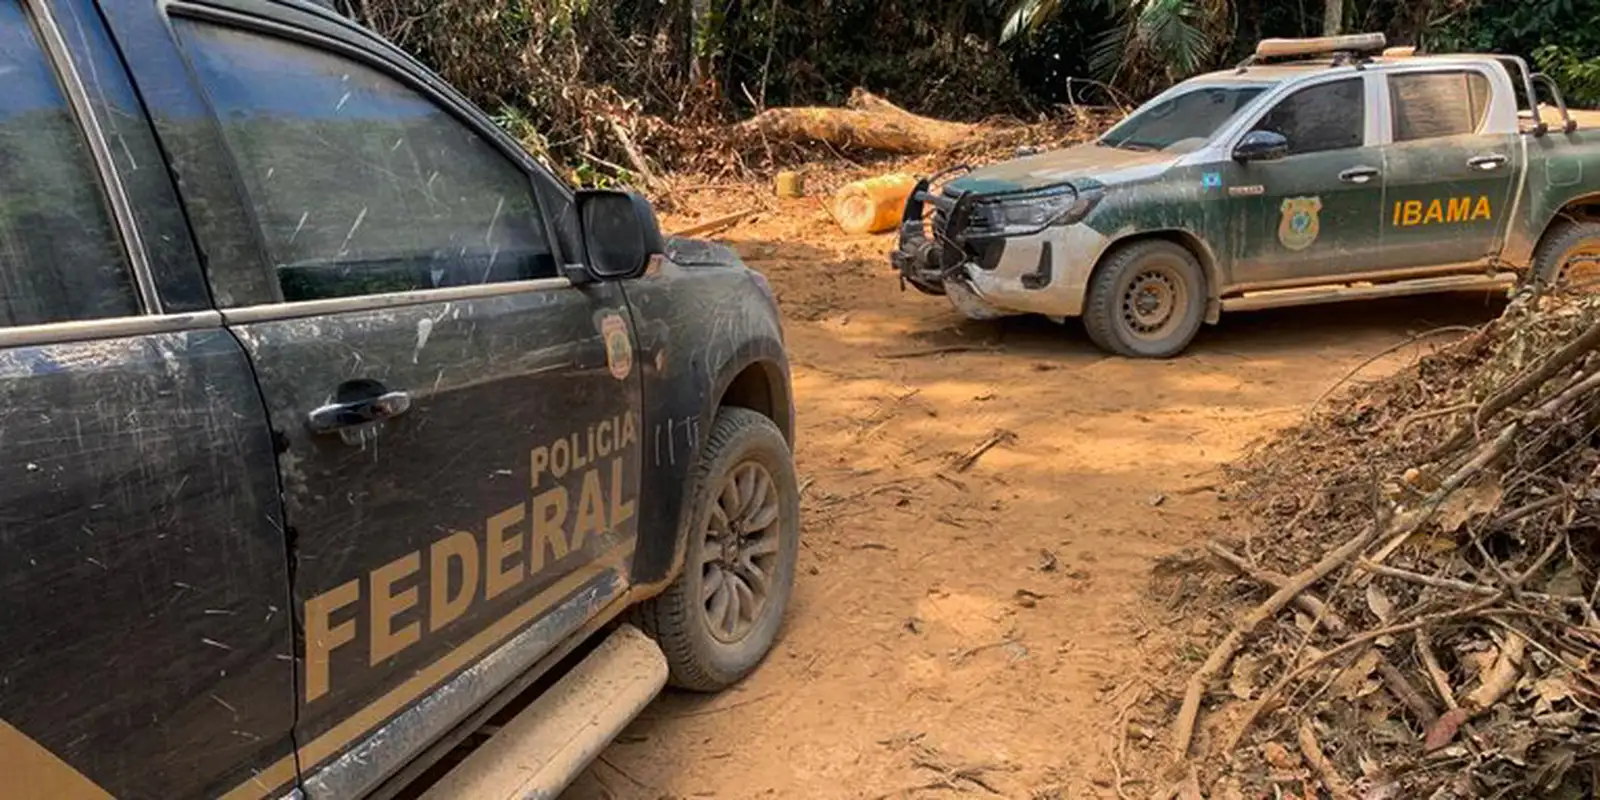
top-left (1220, 273), bottom-right (1516, 313)
top-left (420, 624), bottom-right (668, 800)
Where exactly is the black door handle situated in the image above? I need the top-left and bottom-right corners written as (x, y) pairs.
top-left (1467, 154), bottom-right (1508, 170)
top-left (1339, 166), bottom-right (1380, 184)
top-left (308, 390), bottom-right (412, 434)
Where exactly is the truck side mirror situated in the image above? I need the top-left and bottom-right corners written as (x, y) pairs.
top-left (574, 189), bottom-right (664, 281)
top-left (1233, 130), bottom-right (1290, 163)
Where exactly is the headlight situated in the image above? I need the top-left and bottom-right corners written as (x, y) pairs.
top-left (966, 184), bottom-right (1103, 238)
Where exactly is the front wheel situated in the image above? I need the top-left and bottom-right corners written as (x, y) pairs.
top-left (632, 407), bottom-right (800, 692)
top-left (1082, 240), bottom-right (1207, 358)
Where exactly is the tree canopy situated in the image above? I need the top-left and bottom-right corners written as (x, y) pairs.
top-left (345, 0), bottom-right (1599, 168)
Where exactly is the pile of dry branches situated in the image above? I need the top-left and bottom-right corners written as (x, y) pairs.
top-left (1170, 288), bottom-right (1600, 799)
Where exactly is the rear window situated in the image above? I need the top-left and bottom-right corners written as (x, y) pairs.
top-left (1389, 71), bottom-right (1493, 141)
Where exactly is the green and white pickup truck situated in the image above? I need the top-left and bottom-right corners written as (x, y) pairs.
top-left (891, 33), bottom-right (1600, 357)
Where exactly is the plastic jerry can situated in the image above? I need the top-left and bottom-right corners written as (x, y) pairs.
top-left (833, 173), bottom-right (918, 235)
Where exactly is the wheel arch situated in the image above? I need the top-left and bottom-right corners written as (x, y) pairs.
top-left (1517, 193), bottom-right (1600, 267)
top-left (630, 346), bottom-right (793, 598)
top-left (717, 358), bottom-right (795, 446)
top-left (1093, 229), bottom-right (1223, 324)
top-left (1548, 194), bottom-right (1600, 227)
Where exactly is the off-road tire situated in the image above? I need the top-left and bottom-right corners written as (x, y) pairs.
top-left (632, 407), bottom-right (799, 692)
top-left (1531, 218), bottom-right (1600, 290)
top-left (1083, 239), bottom-right (1207, 358)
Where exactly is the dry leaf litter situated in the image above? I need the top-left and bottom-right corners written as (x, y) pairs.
top-left (1163, 285), bottom-right (1600, 799)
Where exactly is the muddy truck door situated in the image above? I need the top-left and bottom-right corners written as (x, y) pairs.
top-left (1223, 74), bottom-right (1386, 286)
top-left (1376, 65), bottom-right (1521, 271)
top-left (0, 0), bottom-right (298, 796)
top-left (96, 3), bottom-right (647, 796)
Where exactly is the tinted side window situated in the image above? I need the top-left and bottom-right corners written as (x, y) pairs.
top-left (0, 0), bottom-right (138, 325)
top-left (174, 21), bottom-right (555, 302)
top-left (1251, 78), bottom-right (1365, 156)
top-left (1390, 71), bottom-right (1493, 142)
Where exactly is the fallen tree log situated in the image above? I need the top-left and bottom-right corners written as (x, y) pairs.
top-left (845, 87), bottom-right (921, 118)
top-left (737, 88), bottom-right (979, 154)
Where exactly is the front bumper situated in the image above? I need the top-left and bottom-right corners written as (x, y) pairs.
top-left (888, 176), bottom-right (964, 296)
top-left (890, 178), bottom-right (1109, 319)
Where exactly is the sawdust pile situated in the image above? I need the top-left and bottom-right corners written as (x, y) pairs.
top-left (1168, 288), bottom-right (1600, 799)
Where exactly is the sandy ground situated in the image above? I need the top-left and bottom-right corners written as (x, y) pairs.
top-left (559, 191), bottom-right (1508, 800)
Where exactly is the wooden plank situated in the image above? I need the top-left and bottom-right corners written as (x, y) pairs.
top-left (670, 209), bottom-right (758, 238)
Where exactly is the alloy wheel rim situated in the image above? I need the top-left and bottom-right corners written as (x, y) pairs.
top-left (700, 461), bottom-right (783, 643)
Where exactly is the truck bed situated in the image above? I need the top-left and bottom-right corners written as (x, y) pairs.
top-left (1527, 104), bottom-right (1600, 132)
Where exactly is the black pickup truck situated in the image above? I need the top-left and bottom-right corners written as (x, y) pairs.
top-left (0, 1), bottom-right (798, 798)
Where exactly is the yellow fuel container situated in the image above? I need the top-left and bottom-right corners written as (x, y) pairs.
top-left (833, 173), bottom-right (918, 235)
top-left (775, 170), bottom-right (806, 197)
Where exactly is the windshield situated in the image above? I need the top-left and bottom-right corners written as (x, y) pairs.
top-left (1100, 85), bottom-right (1269, 153)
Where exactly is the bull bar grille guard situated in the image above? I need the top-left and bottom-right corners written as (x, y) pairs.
top-left (892, 166), bottom-right (1084, 294)
top-left (892, 166), bottom-right (976, 293)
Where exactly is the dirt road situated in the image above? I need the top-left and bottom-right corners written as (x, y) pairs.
top-left (563, 192), bottom-right (1507, 799)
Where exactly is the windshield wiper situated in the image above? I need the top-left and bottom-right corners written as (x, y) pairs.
top-left (1098, 138), bottom-right (1157, 152)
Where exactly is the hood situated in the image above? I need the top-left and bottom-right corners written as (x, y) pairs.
top-left (945, 142), bottom-right (1178, 196)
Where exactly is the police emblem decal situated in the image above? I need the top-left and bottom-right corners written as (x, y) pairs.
top-left (602, 314), bottom-right (633, 380)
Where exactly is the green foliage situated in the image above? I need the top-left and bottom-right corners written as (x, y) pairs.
top-left (347, 0), bottom-right (1600, 173)
top-left (1535, 45), bottom-right (1600, 108)
top-left (1090, 0), bottom-right (1224, 94)
top-left (1004, 0), bottom-right (1229, 99)
top-left (490, 105), bottom-right (550, 162)
top-left (1007, 0), bottom-right (1600, 107)
top-left (571, 161), bottom-right (634, 188)
top-left (703, 0), bottom-right (1029, 115)
top-left (354, 0), bottom-right (1030, 174)
top-left (1428, 0), bottom-right (1600, 107)
top-left (1426, 0), bottom-right (1600, 56)
top-left (1000, 0), bottom-right (1072, 42)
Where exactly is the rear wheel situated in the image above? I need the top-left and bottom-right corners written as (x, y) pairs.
top-left (1083, 240), bottom-right (1207, 358)
top-left (632, 407), bottom-right (799, 692)
top-left (1532, 218), bottom-right (1600, 292)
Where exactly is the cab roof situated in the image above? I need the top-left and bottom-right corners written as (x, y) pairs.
top-left (1184, 53), bottom-right (1511, 86)
top-left (1169, 32), bottom-right (1512, 86)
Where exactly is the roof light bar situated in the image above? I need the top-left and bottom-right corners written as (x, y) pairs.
top-left (1255, 33), bottom-right (1387, 61)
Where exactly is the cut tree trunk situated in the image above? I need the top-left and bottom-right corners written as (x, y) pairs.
top-left (846, 87), bottom-right (919, 118)
top-left (738, 89), bottom-right (979, 154)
